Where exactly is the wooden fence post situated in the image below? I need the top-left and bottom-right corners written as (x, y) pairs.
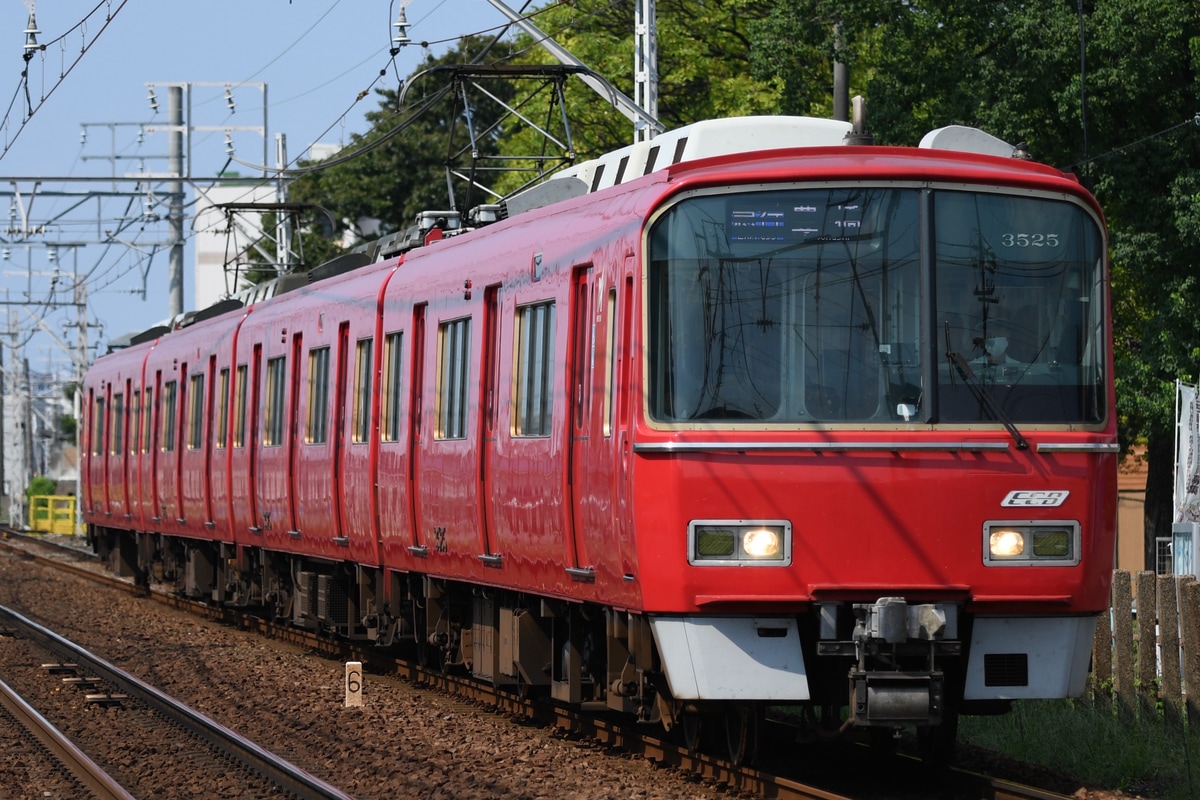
top-left (1182, 578), bottom-right (1200, 730)
top-left (1158, 574), bottom-right (1183, 729)
top-left (1135, 571), bottom-right (1159, 719)
top-left (1112, 571), bottom-right (1136, 721)
top-left (1092, 571), bottom-right (1114, 712)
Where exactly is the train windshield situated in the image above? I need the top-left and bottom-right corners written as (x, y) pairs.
top-left (646, 186), bottom-right (1106, 426)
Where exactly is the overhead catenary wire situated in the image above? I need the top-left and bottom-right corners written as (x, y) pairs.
top-left (227, 0), bottom-right (571, 178)
top-left (1063, 114), bottom-right (1200, 173)
top-left (0, 0), bottom-right (131, 164)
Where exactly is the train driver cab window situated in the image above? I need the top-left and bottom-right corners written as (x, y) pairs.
top-left (647, 188), bottom-right (920, 424)
top-left (264, 357), bottom-right (286, 446)
top-left (436, 318), bottom-right (471, 440)
top-left (514, 301), bottom-right (555, 437)
top-left (933, 191), bottom-right (1106, 424)
top-left (161, 380), bottom-right (178, 452)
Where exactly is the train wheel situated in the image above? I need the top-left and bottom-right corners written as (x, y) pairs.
top-left (510, 675), bottom-right (544, 701)
top-left (723, 703), bottom-right (760, 766)
top-left (681, 712), bottom-right (705, 754)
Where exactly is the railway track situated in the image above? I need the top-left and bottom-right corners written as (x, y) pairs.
top-left (0, 594), bottom-right (353, 799)
top-left (0, 668), bottom-right (135, 799)
top-left (0, 530), bottom-right (1077, 800)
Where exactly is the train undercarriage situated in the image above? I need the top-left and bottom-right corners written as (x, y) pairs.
top-left (90, 525), bottom-right (979, 765)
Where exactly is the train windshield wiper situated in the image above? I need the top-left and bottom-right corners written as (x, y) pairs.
top-left (944, 324), bottom-right (1030, 451)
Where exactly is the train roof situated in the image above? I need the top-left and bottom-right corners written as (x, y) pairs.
top-left (517, 115), bottom-right (1034, 200)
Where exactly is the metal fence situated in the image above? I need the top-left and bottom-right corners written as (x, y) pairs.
top-left (27, 495), bottom-right (77, 535)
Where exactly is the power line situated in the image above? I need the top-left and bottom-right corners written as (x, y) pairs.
top-left (1064, 114), bottom-right (1200, 172)
top-left (1, 0), bottom-right (131, 164)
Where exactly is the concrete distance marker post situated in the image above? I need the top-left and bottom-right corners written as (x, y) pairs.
top-left (345, 661), bottom-right (364, 707)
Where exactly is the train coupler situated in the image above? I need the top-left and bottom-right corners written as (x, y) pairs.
top-left (849, 670), bottom-right (944, 727)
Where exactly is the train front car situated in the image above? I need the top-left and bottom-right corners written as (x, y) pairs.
top-left (631, 131), bottom-right (1114, 758)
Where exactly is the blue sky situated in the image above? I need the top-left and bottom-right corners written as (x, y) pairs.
top-left (0, 0), bottom-right (511, 365)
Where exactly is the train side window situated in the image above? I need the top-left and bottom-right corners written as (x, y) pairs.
top-left (436, 317), bottom-right (471, 440)
top-left (264, 356), bottom-right (286, 446)
top-left (513, 301), bottom-right (555, 437)
top-left (381, 332), bottom-right (404, 442)
top-left (161, 381), bottom-right (178, 452)
top-left (215, 370), bottom-right (229, 449)
top-left (306, 347), bottom-right (330, 444)
top-left (352, 338), bottom-right (373, 443)
top-left (142, 387), bottom-right (153, 453)
top-left (131, 390), bottom-right (141, 455)
top-left (187, 373), bottom-right (205, 449)
top-left (233, 365), bottom-right (247, 448)
top-left (93, 395), bottom-right (106, 456)
top-left (111, 393), bottom-right (124, 455)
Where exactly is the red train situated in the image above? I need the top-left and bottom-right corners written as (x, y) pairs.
top-left (82, 115), bottom-right (1116, 763)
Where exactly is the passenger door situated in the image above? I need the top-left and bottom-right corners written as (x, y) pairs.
top-left (566, 267), bottom-right (594, 580)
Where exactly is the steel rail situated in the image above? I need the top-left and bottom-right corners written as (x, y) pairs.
top-left (0, 601), bottom-right (355, 800)
top-left (0, 675), bottom-right (137, 800)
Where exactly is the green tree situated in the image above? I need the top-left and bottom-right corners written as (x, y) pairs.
top-left (25, 475), bottom-right (56, 498)
top-left (1043, 1), bottom-right (1199, 568)
top-left (56, 413), bottom-right (76, 442)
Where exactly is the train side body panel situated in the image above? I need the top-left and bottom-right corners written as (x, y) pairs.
top-left (369, 194), bottom-right (648, 608)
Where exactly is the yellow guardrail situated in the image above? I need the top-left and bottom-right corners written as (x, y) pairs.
top-left (28, 495), bottom-right (78, 535)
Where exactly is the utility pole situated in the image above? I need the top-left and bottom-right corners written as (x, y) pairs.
top-left (275, 134), bottom-right (294, 271)
top-left (634, 0), bottom-right (658, 142)
top-left (73, 262), bottom-right (87, 532)
top-left (168, 85), bottom-right (185, 318)
top-left (22, 353), bottom-right (33, 521)
top-left (0, 324), bottom-right (4, 514)
top-left (833, 22), bottom-right (849, 122)
top-left (5, 310), bottom-right (26, 526)
top-left (485, 0), bottom-right (661, 140)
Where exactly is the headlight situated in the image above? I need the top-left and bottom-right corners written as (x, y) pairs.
top-left (689, 520), bottom-right (791, 566)
top-left (989, 529), bottom-right (1026, 557)
top-left (984, 521), bottom-right (1079, 566)
top-left (743, 527), bottom-right (782, 558)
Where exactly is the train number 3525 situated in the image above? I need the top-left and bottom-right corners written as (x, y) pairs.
top-left (1000, 232), bottom-right (1060, 247)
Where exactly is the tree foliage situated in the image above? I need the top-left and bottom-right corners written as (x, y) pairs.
top-left (26, 475), bottom-right (56, 498)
